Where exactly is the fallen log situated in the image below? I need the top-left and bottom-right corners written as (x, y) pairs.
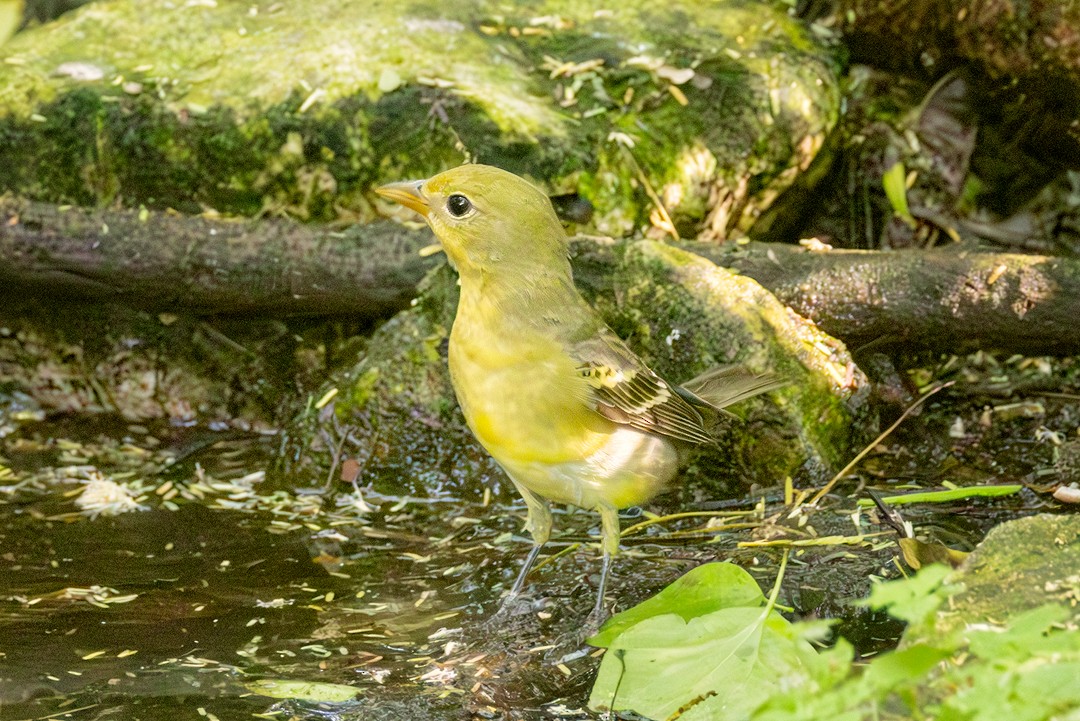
top-left (2, 198), bottom-right (1077, 356)
top-left (697, 243), bottom-right (1080, 357)
top-left (0, 197), bottom-right (434, 317)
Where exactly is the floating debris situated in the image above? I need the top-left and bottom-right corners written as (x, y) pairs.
top-left (75, 476), bottom-right (148, 518)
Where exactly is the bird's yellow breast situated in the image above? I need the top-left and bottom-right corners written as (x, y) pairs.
top-left (447, 317), bottom-right (612, 467)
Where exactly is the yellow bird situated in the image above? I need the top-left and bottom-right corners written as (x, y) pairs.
top-left (377, 164), bottom-right (781, 623)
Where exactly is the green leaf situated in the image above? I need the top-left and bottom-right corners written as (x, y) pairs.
top-left (966, 604), bottom-right (1072, 660)
top-left (244, 679), bottom-right (360, 702)
top-left (589, 562), bottom-right (764, 647)
top-left (941, 658), bottom-right (1080, 720)
top-left (748, 640), bottom-right (861, 721)
top-left (856, 484), bottom-right (1023, 506)
top-left (882, 161), bottom-right (916, 227)
top-left (1010, 661), bottom-right (1080, 711)
top-left (861, 564), bottom-right (954, 624)
top-left (861, 644), bottom-right (951, 693)
top-left (897, 537), bottom-right (969, 569)
top-left (377, 68), bottom-right (402, 93)
top-left (589, 604), bottom-right (824, 720)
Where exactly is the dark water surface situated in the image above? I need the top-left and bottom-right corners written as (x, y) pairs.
top-left (0, 398), bottom-right (1060, 720)
top-left (0, 417), bottom-right (507, 720)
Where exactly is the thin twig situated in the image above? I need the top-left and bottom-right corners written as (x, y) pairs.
top-left (1037, 391), bottom-right (1080, 401)
top-left (738, 531), bottom-right (891, 548)
top-left (806, 381), bottom-right (956, 506)
top-left (621, 509), bottom-right (758, 538)
top-left (619, 144), bottom-right (680, 240)
top-left (531, 542), bottom-right (581, 574)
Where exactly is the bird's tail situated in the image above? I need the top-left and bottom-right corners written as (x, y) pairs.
top-left (676, 365), bottom-right (787, 418)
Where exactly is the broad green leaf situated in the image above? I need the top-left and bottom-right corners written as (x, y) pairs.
top-left (589, 605), bottom-right (823, 720)
top-left (244, 679), bottom-right (360, 702)
top-left (882, 161), bottom-right (915, 227)
top-left (589, 562), bottom-right (764, 647)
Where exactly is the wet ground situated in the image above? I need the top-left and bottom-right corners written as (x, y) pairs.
top-left (0, 358), bottom-right (1075, 721)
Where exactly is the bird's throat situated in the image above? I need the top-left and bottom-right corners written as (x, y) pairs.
top-left (456, 264), bottom-right (581, 328)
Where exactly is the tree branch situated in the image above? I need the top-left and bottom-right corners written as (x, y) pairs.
top-left (0, 197), bottom-right (435, 316)
top-left (2, 198), bottom-right (1078, 355)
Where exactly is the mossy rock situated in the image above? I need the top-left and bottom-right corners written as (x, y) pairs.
top-left (904, 513), bottom-right (1080, 645)
top-left (604, 240), bottom-right (861, 480)
top-left (0, 0), bottom-right (841, 238)
top-left (313, 241), bottom-right (863, 497)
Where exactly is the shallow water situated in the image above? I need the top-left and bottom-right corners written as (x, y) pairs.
top-left (0, 414), bottom-right (644, 720)
top-left (0, 389), bottom-right (1063, 720)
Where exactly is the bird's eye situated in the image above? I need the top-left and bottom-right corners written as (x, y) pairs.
top-left (446, 194), bottom-right (473, 218)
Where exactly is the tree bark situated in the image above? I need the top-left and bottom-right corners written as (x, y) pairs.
top-left (694, 242), bottom-right (1080, 356)
top-left (2, 198), bottom-right (1078, 355)
top-left (0, 197), bottom-right (434, 317)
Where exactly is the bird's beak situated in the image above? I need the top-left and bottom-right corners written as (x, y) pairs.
top-left (376, 180), bottom-right (430, 218)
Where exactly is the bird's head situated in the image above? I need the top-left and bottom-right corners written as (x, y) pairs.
top-left (376, 164), bottom-right (570, 276)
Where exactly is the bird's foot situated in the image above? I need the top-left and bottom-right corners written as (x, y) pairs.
top-left (483, 592), bottom-right (542, 632)
top-left (542, 609), bottom-right (608, 657)
top-left (582, 604), bottom-right (609, 640)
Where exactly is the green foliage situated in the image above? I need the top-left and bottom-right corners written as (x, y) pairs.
top-left (882, 161), bottom-right (916, 227)
top-left (860, 562), bottom-right (953, 624)
top-left (588, 562), bottom-right (828, 720)
top-left (244, 679), bottom-right (360, 702)
top-left (940, 605), bottom-right (1080, 721)
top-left (589, 562), bottom-right (1080, 721)
top-left (854, 484), bottom-right (1023, 506)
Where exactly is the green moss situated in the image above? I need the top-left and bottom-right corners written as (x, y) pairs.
top-left (348, 366), bottom-right (380, 408)
top-left (904, 514), bottom-right (1080, 646)
top-left (0, 0), bottom-right (841, 234)
top-left (492, 0), bottom-right (842, 236)
top-left (608, 240), bottom-right (860, 478)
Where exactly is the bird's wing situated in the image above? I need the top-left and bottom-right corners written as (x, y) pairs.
top-left (567, 328), bottom-right (716, 446)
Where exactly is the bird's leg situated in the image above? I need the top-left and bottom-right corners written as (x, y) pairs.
top-left (495, 480), bottom-right (552, 615)
top-left (589, 548), bottom-right (613, 626)
top-left (586, 504), bottom-right (621, 634)
top-left (507, 543), bottom-right (545, 600)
